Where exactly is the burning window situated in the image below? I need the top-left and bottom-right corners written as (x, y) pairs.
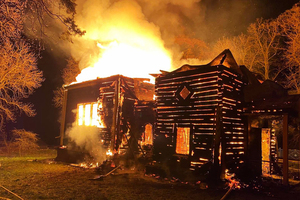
top-left (77, 103), bottom-right (101, 127)
top-left (262, 128), bottom-right (271, 174)
top-left (84, 104), bottom-right (91, 126)
top-left (91, 103), bottom-right (98, 126)
top-left (176, 127), bottom-right (190, 155)
top-left (143, 123), bottom-right (153, 145)
top-left (78, 105), bottom-right (84, 126)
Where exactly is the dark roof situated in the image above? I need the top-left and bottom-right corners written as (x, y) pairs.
top-left (164, 49), bottom-right (243, 76)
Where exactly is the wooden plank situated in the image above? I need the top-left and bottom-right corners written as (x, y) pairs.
top-left (156, 70), bottom-right (219, 84)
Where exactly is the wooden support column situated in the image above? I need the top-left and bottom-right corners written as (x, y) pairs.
top-left (60, 88), bottom-right (68, 146)
top-left (116, 78), bottom-right (122, 150)
top-left (282, 113), bottom-right (289, 186)
top-left (111, 76), bottom-right (121, 151)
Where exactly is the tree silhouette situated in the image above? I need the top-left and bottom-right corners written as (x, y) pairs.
top-left (247, 18), bottom-right (282, 81)
top-left (0, 0), bottom-right (44, 131)
top-left (212, 34), bottom-right (257, 70)
top-left (53, 57), bottom-right (80, 109)
top-left (175, 34), bottom-right (209, 60)
top-left (278, 3), bottom-right (300, 93)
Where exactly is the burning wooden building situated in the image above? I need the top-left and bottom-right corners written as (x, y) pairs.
top-left (56, 49), bottom-right (300, 184)
top-left (152, 50), bottom-right (247, 179)
top-left (152, 50), bottom-right (300, 184)
top-left (57, 75), bottom-right (155, 162)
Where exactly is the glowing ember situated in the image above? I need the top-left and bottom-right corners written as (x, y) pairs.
top-left (71, 162), bottom-right (99, 169)
top-left (106, 149), bottom-right (113, 156)
top-left (75, 40), bottom-right (172, 84)
top-left (225, 169), bottom-right (248, 190)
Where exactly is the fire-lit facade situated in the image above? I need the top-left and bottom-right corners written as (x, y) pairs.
top-left (58, 75), bottom-right (155, 162)
top-left (57, 49), bottom-right (300, 184)
top-left (153, 59), bottom-right (246, 176)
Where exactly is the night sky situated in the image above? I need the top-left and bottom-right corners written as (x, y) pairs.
top-left (15, 0), bottom-right (300, 146)
top-left (200, 0), bottom-right (300, 42)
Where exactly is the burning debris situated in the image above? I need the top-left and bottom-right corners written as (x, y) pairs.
top-left (91, 165), bottom-right (122, 180)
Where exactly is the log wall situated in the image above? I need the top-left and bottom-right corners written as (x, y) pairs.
top-left (154, 65), bottom-right (246, 171)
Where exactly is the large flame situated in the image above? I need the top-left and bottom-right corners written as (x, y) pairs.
top-left (75, 38), bottom-right (172, 83)
top-left (72, 0), bottom-right (174, 84)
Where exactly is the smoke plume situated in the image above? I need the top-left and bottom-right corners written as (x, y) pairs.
top-left (58, 0), bottom-right (205, 71)
top-left (66, 125), bottom-right (106, 162)
top-left (29, 0), bottom-right (296, 71)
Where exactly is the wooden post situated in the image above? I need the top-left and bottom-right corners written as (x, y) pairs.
top-left (116, 77), bottom-right (121, 150)
top-left (60, 88), bottom-right (68, 146)
top-left (282, 114), bottom-right (289, 186)
top-left (111, 76), bottom-right (120, 151)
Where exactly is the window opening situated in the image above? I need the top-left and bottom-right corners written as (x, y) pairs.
top-left (77, 102), bottom-right (100, 127)
top-left (176, 127), bottom-right (190, 155)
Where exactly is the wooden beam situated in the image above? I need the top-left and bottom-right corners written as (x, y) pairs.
top-left (60, 88), bottom-right (68, 146)
top-left (282, 114), bottom-right (289, 186)
top-left (111, 78), bottom-right (120, 151)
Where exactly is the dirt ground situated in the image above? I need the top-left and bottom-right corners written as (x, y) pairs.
top-left (0, 149), bottom-right (299, 200)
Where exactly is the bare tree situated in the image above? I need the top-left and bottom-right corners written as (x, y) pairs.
top-left (278, 3), bottom-right (300, 93)
top-left (53, 57), bottom-right (80, 108)
top-left (211, 34), bottom-right (258, 70)
top-left (175, 34), bottom-right (210, 61)
top-left (0, 40), bottom-right (44, 124)
top-left (24, 0), bottom-right (85, 42)
top-left (0, 0), bottom-right (86, 150)
top-left (0, 0), bottom-right (44, 131)
top-left (0, 0), bottom-right (84, 123)
top-left (247, 18), bottom-right (282, 80)
top-left (11, 129), bottom-right (39, 156)
top-left (62, 57), bottom-right (81, 84)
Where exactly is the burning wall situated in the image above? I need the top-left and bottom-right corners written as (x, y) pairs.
top-left (57, 75), bottom-right (155, 163)
top-left (153, 50), bottom-right (247, 178)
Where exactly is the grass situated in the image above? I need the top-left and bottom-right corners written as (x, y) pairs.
top-left (0, 149), bottom-right (298, 200)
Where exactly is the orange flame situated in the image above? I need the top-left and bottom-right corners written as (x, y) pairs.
top-left (75, 40), bottom-right (172, 83)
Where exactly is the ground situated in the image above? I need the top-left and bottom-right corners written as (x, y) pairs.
top-left (0, 149), bottom-right (299, 200)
